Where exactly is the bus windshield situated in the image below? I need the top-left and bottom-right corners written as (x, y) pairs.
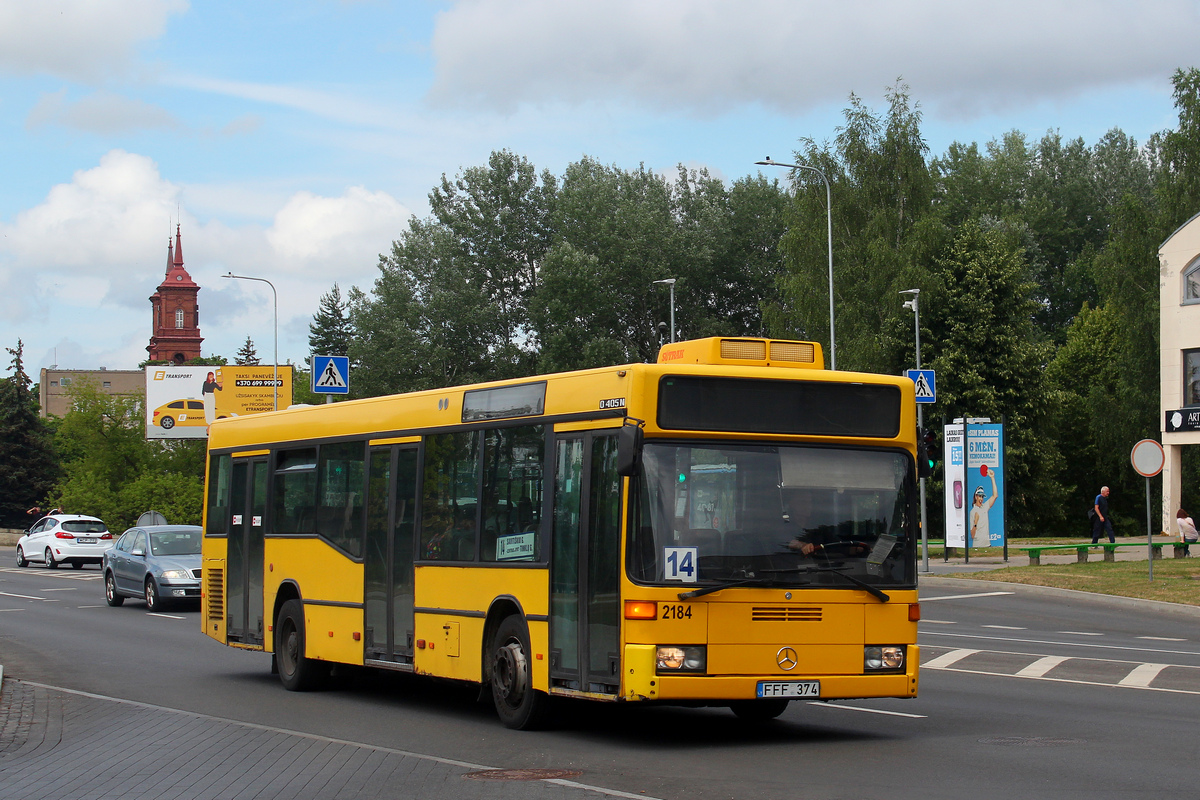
top-left (627, 443), bottom-right (916, 589)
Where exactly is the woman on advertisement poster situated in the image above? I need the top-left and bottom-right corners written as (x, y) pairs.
top-left (969, 465), bottom-right (998, 547)
top-left (202, 370), bottom-right (223, 427)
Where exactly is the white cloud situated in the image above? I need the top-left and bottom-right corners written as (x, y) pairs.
top-left (428, 0), bottom-right (1200, 118)
top-left (27, 89), bottom-right (181, 134)
top-left (267, 186), bottom-right (409, 270)
top-left (0, 0), bottom-right (189, 82)
top-left (0, 150), bottom-right (408, 371)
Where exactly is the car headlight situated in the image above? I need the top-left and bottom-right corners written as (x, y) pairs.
top-left (656, 645), bottom-right (706, 674)
top-left (160, 569), bottom-right (192, 580)
top-left (864, 645), bottom-right (905, 671)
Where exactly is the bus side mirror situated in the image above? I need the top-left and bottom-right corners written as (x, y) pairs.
top-left (617, 423), bottom-right (644, 477)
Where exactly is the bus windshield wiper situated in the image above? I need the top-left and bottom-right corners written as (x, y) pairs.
top-left (677, 576), bottom-right (779, 600)
top-left (760, 565), bottom-right (890, 603)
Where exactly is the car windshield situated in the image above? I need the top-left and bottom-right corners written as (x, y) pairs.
top-left (61, 520), bottom-right (107, 534)
top-left (149, 530), bottom-right (202, 556)
top-left (627, 442), bottom-right (916, 590)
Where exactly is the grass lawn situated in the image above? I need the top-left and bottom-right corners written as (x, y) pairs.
top-left (937, 557), bottom-right (1200, 606)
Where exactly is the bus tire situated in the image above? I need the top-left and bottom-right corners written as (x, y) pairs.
top-left (275, 599), bottom-right (328, 691)
top-left (489, 615), bottom-right (549, 730)
top-left (729, 699), bottom-right (790, 721)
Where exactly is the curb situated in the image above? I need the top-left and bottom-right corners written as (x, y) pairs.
top-left (919, 574), bottom-right (1200, 620)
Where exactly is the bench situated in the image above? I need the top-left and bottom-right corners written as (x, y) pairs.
top-left (1171, 541), bottom-right (1197, 558)
top-left (1017, 542), bottom-right (1167, 566)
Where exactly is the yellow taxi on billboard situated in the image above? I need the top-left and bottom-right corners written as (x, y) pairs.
top-left (151, 399), bottom-right (208, 429)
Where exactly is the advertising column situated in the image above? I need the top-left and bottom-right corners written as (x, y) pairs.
top-left (965, 423), bottom-right (1005, 548)
top-left (943, 423), bottom-right (966, 548)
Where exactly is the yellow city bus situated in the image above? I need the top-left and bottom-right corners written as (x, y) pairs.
top-left (201, 337), bottom-right (920, 728)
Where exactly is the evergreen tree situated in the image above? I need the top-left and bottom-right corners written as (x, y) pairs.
top-left (235, 336), bottom-right (260, 366)
top-left (309, 283), bottom-right (353, 358)
top-left (0, 341), bottom-right (58, 527)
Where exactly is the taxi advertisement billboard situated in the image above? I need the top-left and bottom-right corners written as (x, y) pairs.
top-left (145, 365), bottom-right (294, 439)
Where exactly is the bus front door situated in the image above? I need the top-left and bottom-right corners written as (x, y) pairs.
top-left (226, 457), bottom-right (267, 645)
top-left (550, 432), bottom-right (622, 695)
top-left (364, 445), bottom-right (418, 666)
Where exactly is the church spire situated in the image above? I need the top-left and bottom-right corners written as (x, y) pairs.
top-left (166, 238), bottom-right (174, 276)
top-left (173, 223), bottom-right (184, 267)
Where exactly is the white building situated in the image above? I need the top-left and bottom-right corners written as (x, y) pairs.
top-left (1159, 212), bottom-right (1200, 529)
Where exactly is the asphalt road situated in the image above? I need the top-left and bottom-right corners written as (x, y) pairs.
top-left (2, 559), bottom-right (1199, 799)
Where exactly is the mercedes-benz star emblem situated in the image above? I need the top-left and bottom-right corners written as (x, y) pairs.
top-left (776, 647), bottom-right (798, 671)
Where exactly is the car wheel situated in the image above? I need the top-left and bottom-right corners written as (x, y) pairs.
top-left (16, 546), bottom-right (27, 567)
top-left (489, 615), bottom-right (550, 729)
top-left (71, 561), bottom-right (83, 570)
top-left (275, 599), bottom-right (329, 691)
top-left (105, 572), bottom-right (124, 607)
top-left (144, 577), bottom-right (161, 611)
top-left (160, 416), bottom-right (175, 429)
top-left (729, 699), bottom-right (790, 721)
top-left (45, 548), bottom-right (58, 569)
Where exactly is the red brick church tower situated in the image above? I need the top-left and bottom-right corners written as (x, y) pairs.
top-left (147, 225), bottom-right (203, 364)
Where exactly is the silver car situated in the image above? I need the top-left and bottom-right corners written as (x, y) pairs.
top-left (103, 525), bottom-right (202, 611)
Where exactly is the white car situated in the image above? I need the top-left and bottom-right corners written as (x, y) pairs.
top-left (16, 514), bottom-right (113, 569)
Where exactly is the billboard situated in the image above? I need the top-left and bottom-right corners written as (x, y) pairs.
top-left (145, 365), bottom-right (294, 439)
top-left (943, 423), bottom-right (966, 547)
top-left (965, 423), bottom-right (1005, 547)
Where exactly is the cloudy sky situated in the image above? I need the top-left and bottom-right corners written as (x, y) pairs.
top-left (0, 0), bottom-right (1195, 375)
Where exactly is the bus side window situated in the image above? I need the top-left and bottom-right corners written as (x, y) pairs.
top-left (422, 432), bottom-right (479, 561)
top-left (480, 425), bottom-right (543, 563)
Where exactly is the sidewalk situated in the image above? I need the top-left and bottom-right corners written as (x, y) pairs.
top-left (0, 678), bottom-right (656, 800)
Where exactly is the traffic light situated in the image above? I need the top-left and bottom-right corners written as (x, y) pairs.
top-left (917, 427), bottom-right (939, 478)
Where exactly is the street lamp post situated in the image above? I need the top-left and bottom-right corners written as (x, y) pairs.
top-left (756, 157), bottom-right (836, 370)
top-left (222, 272), bottom-right (279, 411)
top-left (653, 278), bottom-right (677, 343)
top-left (900, 289), bottom-right (928, 572)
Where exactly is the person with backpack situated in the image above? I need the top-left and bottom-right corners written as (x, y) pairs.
top-left (1091, 486), bottom-right (1115, 544)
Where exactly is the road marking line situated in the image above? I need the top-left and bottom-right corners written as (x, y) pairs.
top-left (921, 633), bottom-right (1200, 657)
top-left (0, 590), bottom-right (48, 600)
top-left (39, 588), bottom-right (77, 592)
top-left (1119, 663), bottom-right (1169, 687)
top-left (923, 648), bottom-right (979, 668)
top-left (922, 630), bottom-right (1200, 657)
top-left (17, 679), bottom-right (665, 800)
top-left (0, 608), bottom-right (25, 612)
top-left (925, 664), bottom-right (1200, 695)
top-left (1058, 631), bottom-right (1104, 636)
top-left (1138, 636), bottom-right (1187, 642)
top-left (147, 612), bottom-right (186, 620)
top-left (1015, 655), bottom-right (1069, 677)
top-left (920, 591), bottom-right (1014, 602)
top-left (982, 625), bottom-right (1025, 630)
top-left (920, 619), bottom-right (956, 624)
top-left (806, 702), bottom-right (926, 718)
top-left (77, 605), bottom-right (105, 609)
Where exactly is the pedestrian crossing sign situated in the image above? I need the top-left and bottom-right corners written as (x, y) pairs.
top-left (905, 369), bottom-right (936, 404)
top-left (312, 355), bottom-right (350, 394)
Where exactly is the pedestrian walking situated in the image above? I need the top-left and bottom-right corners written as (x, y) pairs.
top-left (1178, 508), bottom-right (1198, 556)
top-left (1092, 486), bottom-right (1115, 544)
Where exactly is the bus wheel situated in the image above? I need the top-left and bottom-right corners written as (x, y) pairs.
top-left (729, 699), bottom-right (790, 721)
top-left (489, 615), bottom-right (549, 730)
top-left (275, 599), bottom-right (328, 691)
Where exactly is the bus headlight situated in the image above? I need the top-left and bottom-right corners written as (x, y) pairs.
top-left (656, 646), bottom-right (706, 673)
top-left (864, 646), bottom-right (905, 671)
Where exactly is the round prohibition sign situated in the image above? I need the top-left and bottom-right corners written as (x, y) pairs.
top-left (1130, 438), bottom-right (1164, 478)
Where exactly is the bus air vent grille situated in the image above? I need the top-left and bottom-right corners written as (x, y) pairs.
top-left (751, 606), bottom-right (822, 622)
top-left (720, 339), bottom-right (766, 360)
top-left (769, 341), bottom-right (816, 363)
top-left (206, 568), bottom-right (224, 623)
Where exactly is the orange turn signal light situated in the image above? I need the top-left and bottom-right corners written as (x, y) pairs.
top-left (624, 600), bottom-right (657, 620)
top-left (908, 603), bottom-right (921, 622)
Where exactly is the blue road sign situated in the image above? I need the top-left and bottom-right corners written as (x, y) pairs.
top-left (905, 369), bottom-right (936, 404)
top-left (312, 355), bottom-right (350, 394)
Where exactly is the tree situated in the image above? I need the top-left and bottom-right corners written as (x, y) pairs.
top-left (308, 283), bottom-right (353, 358)
top-left (0, 341), bottom-right (58, 527)
top-left (235, 336), bottom-right (260, 365)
